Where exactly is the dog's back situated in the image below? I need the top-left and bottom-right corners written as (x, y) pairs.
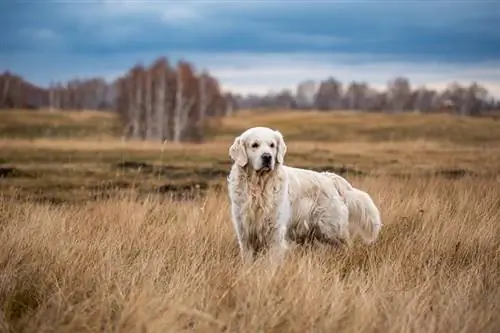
top-left (281, 166), bottom-right (350, 245)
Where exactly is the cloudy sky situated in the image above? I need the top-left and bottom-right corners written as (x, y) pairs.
top-left (1, 0), bottom-right (500, 96)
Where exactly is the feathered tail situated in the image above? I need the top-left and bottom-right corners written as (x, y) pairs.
top-left (323, 172), bottom-right (382, 244)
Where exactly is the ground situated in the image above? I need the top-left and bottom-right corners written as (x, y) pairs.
top-left (0, 109), bottom-right (499, 332)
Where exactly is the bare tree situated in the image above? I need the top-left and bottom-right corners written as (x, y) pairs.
top-left (151, 57), bottom-right (169, 141)
top-left (196, 71), bottom-right (209, 138)
top-left (129, 66), bottom-right (145, 139)
top-left (344, 81), bottom-right (370, 110)
top-left (412, 86), bottom-right (438, 113)
top-left (48, 81), bottom-right (55, 112)
top-left (144, 67), bottom-right (154, 140)
top-left (387, 77), bottom-right (412, 112)
top-left (173, 61), bottom-right (197, 143)
top-left (1, 72), bottom-right (12, 107)
top-left (296, 80), bottom-right (318, 109)
top-left (223, 93), bottom-right (236, 116)
top-left (465, 82), bottom-right (488, 116)
top-left (112, 56), bottom-right (227, 143)
top-left (314, 77), bottom-right (343, 110)
top-left (54, 83), bottom-right (62, 110)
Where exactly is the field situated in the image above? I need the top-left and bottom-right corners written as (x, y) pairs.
top-left (1, 109), bottom-right (499, 332)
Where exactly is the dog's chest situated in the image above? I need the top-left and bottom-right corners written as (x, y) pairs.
top-left (240, 180), bottom-right (281, 249)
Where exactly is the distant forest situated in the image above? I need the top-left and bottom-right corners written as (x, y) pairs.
top-left (1, 56), bottom-right (499, 142)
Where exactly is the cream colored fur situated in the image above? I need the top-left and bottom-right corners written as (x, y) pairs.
top-left (320, 171), bottom-right (382, 244)
top-left (227, 127), bottom-right (382, 263)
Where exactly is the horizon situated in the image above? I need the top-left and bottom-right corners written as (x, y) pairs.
top-left (1, 1), bottom-right (500, 97)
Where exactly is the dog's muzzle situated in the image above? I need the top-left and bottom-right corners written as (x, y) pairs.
top-left (261, 153), bottom-right (273, 169)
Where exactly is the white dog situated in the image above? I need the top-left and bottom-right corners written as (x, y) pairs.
top-left (227, 126), bottom-right (382, 263)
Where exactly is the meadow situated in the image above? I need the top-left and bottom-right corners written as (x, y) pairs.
top-left (0, 109), bottom-right (499, 332)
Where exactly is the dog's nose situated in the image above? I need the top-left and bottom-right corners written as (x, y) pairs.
top-left (261, 153), bottom-right (272, 165)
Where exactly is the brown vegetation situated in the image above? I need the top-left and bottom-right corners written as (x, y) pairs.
top-left (0, 110), bottom-right (499, 332)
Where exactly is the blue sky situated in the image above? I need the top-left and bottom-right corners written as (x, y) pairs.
top-left (1, 0), bottom-right (500, 96)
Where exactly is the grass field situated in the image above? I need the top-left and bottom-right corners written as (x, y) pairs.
top-left (1, 109), bottom-right (499, 332)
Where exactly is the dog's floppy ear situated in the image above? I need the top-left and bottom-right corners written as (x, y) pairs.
top-left (275, 130), bottom-right (287, 164)
top-left (229, 136), bottom-right (248, 167)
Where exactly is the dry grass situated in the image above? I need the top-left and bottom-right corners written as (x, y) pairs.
top-left (1, 109), bottom-right (500, 332)
top-left (1, 177), bottom-right (499, 332)
top-left (3, 109), bottom-right (500, 145)
top-left (216, 110), bottom-right (500, 145)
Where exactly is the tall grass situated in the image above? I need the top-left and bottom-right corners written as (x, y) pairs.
top-left (1, 176), bottom-right (498, 332)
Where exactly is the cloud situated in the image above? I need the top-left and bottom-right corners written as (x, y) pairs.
top-left (192, 52), bottom-right (500, 97)
top-left (30, 28), bottom-right (59, 41)
top-left (1, 1), bottom-right (499, 98)
top-left (3, 50), bottom-right (499, 98)
top-left (161, 4), bottom-right (203, 25)
top-left (5, 1), bottom-right (498, 58)
top-left (14, 28), bottom-right (62, 51)
top-left (265, 31), bottom-right (349, 47)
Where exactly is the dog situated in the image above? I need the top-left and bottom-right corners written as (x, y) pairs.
top-left (227, 126), bottom-right (382, 263)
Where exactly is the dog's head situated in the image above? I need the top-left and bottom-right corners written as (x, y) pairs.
top-left (229, 126), bottom-right (287, 173)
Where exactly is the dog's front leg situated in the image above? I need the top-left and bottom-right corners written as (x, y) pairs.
top-left (270, 192), bottom-right (292, 264)
top-left (230, 204), bottom-right (255, 264)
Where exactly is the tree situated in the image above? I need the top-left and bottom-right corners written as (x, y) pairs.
top-left (150, 57), bottom-right (169, 141)
top-left (387, 76), bottom-right (412, 112)
top-left (344, 81), bottom-right (371, 110)
top-left (194, 71), bottom-right (222, 139)
top-left (274, 89), bottom-right (296, 109)
top-left (314, 77), bottom-right (343, 110)
top-left (143, 66), bottom-right (154, 140)
top-left (465, 82), bottom-right (488, 116)
top-left (223, 92), bottom-right (237, 116)
top-left (295, 80), bottom-right (318, 109)
top-left (439, 82), bottom-right (488, 116)
top-left (412, 86), bottom-right (438, 113)
top-left (173, 61), bottom-right (197, 143)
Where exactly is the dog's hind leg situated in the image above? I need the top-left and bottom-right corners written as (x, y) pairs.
top-left (313, 199), bottom-right (352, 249)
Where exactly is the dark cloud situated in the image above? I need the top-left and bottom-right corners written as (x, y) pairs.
top-left (1, 0), bottom-right (499, 91)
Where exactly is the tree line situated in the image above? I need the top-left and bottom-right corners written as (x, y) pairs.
top-left (0, 57), bottom-right (234, 142)
top-left (1, 62), bottom-right (499, 142)
top-left (234, 77), bottom-right (499, 116)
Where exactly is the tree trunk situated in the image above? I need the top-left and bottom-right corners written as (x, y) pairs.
top-left (145, 71), bottom-right (154, 140)
top-left (48, 83), bottom-right (54, 112)
top-left (156, 70), bottom-right (166, 141)
top-left (131, 79), bottom-right (141, 139)
top-left (173, 70), bottom-right (184, 143)
top-left (197, 74), bottom-right (207, 140)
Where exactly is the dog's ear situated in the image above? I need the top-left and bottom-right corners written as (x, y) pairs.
top-left (275, 130), bottom-right (287, 164)
top-left (229, 136), bottom-right (248, 167)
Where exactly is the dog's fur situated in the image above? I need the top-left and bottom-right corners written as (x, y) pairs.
top-left (227, 126), bottom-right (382, 262)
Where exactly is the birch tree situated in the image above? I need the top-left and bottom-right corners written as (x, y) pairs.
top-left (197, 71), bottom-right (208, 128)
top-left (129, 66), bottom-right (144, 139)
top-left (144, 67), bottom-right (154, 140)
top-left (173, 61), bottom-right (196, 143)
top-left (152, 57), bottom-right (169, 141)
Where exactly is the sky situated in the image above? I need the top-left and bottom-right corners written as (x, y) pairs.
top-left (1, 0), bottom-right (500, 97)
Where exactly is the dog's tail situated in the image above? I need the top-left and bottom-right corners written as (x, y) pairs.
top-left (324, 172), bottom-right (382, 244)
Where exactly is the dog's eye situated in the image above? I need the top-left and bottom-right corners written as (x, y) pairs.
top-left (251, 142), bottom-right (259, 148)
top-left (270, 143), bottom-right (275, 148)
